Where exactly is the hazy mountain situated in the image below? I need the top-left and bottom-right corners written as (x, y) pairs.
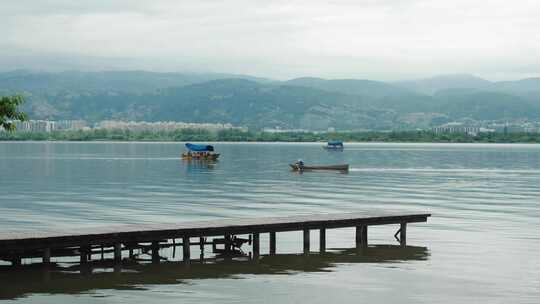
top-left (35, 78), bottom-right (394, 130)
top-left (395, 74), bottom-right (493, 95)
top-left (1, 70), bottom-right (540, 130)
top-left (0, 70), bottom-right (270, 95)
top-left (491, 78), bottom-right (540, 104)
top-left (396, 74), bottom-right (540, 105)
top-left (434, 89), bottom-right (540, 120)
top-left (284, 77), bottom-right (434, 112)
top-left (495, 77), bottom-right (540, 93)
top-left (284, 77), bottom-right (409, 98)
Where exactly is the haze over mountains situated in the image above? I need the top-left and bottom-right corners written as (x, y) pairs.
top-left (1, 70), bottom-right (539, 131)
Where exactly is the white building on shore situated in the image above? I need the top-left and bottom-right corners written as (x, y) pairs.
top-left (433, 122), bottom-right (494, 136)
top-left (10, 120), bottom-right (87, 133)
top-left (96, 120), bottom-right (245, 132)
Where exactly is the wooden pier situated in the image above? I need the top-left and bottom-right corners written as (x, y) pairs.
top-left (0, 211), bottom-right (430, 266)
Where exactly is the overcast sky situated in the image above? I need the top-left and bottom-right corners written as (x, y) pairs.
top-left (2, 0), bottom-right (540, 80)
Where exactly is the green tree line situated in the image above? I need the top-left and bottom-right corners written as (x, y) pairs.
top-left (2, 128), bottom-right (540, 143)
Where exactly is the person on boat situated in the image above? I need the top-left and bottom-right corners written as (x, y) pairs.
top-left (296, 159), bottom-right (305, 169)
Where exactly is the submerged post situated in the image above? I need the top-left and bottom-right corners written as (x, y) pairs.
top-left (400, 222), bottom-right (407, 246)
top-left (269, 231), bottom-right (276, 255)
top-left (183, 236), bottom-right (191, 265)
top-left (319, 228), bottom-right (326, 253)
top-left (252, 233), bottom-right (260, 260)
top-left (303, 229), bottom-right (310, 254)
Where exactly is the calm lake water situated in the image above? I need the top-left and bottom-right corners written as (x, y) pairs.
top-left (0, 142), bottom-right (539, 303)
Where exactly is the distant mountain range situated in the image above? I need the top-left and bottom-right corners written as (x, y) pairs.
top-left (0, 70), bottom-right (539, 130)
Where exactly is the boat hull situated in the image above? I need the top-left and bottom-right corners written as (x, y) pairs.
top-left (289, 164), bottom-right (349, 171)
top-left (182, 153), bottom-right (220, 161)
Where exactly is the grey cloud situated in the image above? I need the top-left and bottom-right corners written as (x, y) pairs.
top-left (1, 0), bottom-right (539, 80)
top-left (1, 0), bottom-right (155, 16)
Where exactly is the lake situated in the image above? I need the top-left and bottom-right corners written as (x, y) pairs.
top-left (0, 142), bottom-right (539, 303)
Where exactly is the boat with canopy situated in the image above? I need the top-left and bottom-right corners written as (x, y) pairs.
top-left (181, 143), bottom-right (220, 160)
top-left (323, 141), bottom-right (344, 150)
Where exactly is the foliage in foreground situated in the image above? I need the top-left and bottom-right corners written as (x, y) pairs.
top-left (2, 128), bottom-right (540, 143)
top-left (0, 95), bottom-right (27, 131)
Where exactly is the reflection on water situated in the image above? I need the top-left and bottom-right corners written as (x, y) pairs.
top-left (0, 245), bottom-right (428, 300)
top-left (183, 159), bottom-right (218, 172)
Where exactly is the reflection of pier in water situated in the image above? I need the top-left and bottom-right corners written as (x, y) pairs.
top-left (0, 245), bottom-right (429, 300)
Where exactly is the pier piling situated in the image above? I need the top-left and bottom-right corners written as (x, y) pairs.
top-left (80, 246), bottom-right (89, 264)
top-left (269, 232), bottom-right (276, 255)
top-left (43, 248), bottom-right (51, 265)
top-left (319, 229), bottom-right (326, 253)
top-left (114, 243), bottom-right (122, 262)
top-left (356, 225), bottom-right (368, 248)
top-left (303, 229), bottom-right (310, 254)
top-left (183, 237), bottom-right (191, 264)
top-left (11, 256), bottom-right (21, 267)
top-left (224, 234), bottom-right (232, 253)
top-left (400, 222), bottom-right (407, 246)
top-left (252, 233), bottom-right (260, 260)
top-left (151, 241), bottom-right (160, 264)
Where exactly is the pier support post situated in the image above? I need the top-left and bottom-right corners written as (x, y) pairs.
top-left (43, 248), bottom-right (51, 265)
top-left (400, 222), bottom-right (407, 247)
top-left (319, 228), bottom-right (326, 253)
top-left (224, 234), bottom-right (232, 253)
top-left (80, 246), bottom-right (89, 264)
top-left (356, 225), bottom-right (368, 248)
top-left (252, 233), bottom-right (260, 260)
top-left (200, 237), bottom-right (205, 263)
top-left (183, 236), bottom-right (191, 265)
top-left (269, 232), bottom-right (276, 255)
top-left (11, 256), bottom-right (21, 267)
top-left (114, 243), bottom-right (122, 262)
top-left (151, 241), bottom-right (160, 264)
top-left (303, 229), bottom-right (310, 255)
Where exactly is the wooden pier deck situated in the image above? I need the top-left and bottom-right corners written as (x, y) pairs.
top-left (0, 211), bottom-right (430, 266)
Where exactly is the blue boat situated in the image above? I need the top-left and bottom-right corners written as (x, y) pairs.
top-left (323, 141), bottom-right (344, 150)
top-left (182, 143), bottom-right (220, 160)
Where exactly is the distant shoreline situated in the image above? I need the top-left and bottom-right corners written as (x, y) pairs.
top-left (2, 129), bottom-right (540, 144)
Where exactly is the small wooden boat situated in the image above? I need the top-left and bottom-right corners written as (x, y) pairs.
top-left (289, 164), bottom-right (349, 171)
